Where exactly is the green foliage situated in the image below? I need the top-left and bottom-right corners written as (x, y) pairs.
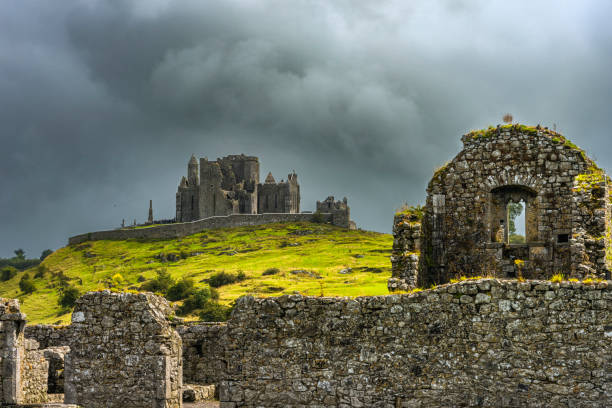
top-left (395, 204), bottom-right (424, 221)
top-left (40, 249), bottom-right (53, 261)
top-left (34, 265), bottom-right (46, 279)
top-left (509, 234), bottom-right (525, 244)
top-left (140, 269), bottom-right (175, 294)
top-left (14, 249), bottom-right (25, 260)
top-left (178, 287), bottom-right (219, 315)
top-left (58, 286), bottom-right (80, 309)
top-left (199, 302), bottom-right (232, 322)
top-left (19, 274), bottom-right (36, 294)
top-left (1, 266), bottom-right (18, 281)
top-left (262, 268), bottom-right (280, 276)
top-left (507, 202), bottom-right (523, 235)
top-left (166, 278), bottom-right (195, 301)
top-left (208, 270), bottom-right (247, 288)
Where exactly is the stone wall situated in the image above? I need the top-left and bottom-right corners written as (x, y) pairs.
top-left (24, 324), bottom-right (71, 349)
top-left (388, 211), bottom-right (422, 291)
top-left (64, 291), bottom-right (183, 408)
top-left (0, 298), bottom-right (26, 404)
top-left (177, 323), bottom-right (227, 387)
top-left (68, 212), bottom-right (339, 245)
top-left (218, 279), bottom-right (611, 407)
top-left (408, 125), bottom-right (611, 287)
top-left (21, 339), bottom-right (48, 404)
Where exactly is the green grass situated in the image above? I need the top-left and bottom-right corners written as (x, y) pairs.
top-left (0, 222), bottom-right (392, 324)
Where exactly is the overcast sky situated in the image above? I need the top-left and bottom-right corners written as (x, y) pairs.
top-left (1, 0), bottom-right (611, 258)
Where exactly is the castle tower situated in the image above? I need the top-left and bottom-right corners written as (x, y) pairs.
top-left (188, 155), bottom-right (199, 186)
top-left (148, 200), bottom-right (153, 224)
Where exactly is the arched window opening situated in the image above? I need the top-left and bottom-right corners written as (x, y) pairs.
top-left (508, 199), bottom-right (526, 244)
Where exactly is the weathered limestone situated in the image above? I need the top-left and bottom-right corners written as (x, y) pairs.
top-left (64, 291), bottom-right (183, 408)
top-left (388, 211), bottom-right (422, 291)
top-left (391, 124), bottom-right (611, 289)
top-left (177, 323), bottom-right (227, 388)
top-left (0, 298), bottom-right (26, 404)
top-left (219, 279), bottom-right (611, 407)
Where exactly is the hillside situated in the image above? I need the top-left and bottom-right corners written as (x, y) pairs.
top-left (0, 222), bottom-right (392, 324)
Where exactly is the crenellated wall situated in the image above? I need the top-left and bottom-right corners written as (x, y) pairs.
top-left (217, 279), bottom-right (611, 407)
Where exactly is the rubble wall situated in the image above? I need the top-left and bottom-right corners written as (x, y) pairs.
top-left (64, 291), bottom-right (183, 408)
top-left (219, 279), bottom-right (611, 407)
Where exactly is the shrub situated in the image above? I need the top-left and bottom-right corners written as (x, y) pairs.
top-left (208, 271), bottom-right (247, 288)
top-left (178, 287), bottom-right (219, 315)
top-left (19, 274), bottom-right (36, 294)
top-left (34, 265), bottom-right (46, 279)
top-left (262, 268), bottom-right (280, 276)
top-left (111, 273), bottom-right (125, 286)
top-left (1, 266), bottom-right (18, 281)
top-left (166, 278), bottom-right (195, 301)
top-left (59, 286), bottom-right (80, 308)
top-left (199, 302), bottom-right (232, 322)
top-left (140, 269), bottom-right (175, 293)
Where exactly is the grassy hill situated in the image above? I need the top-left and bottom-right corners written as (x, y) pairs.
top-left (1, 222), bottom-right (392, 324)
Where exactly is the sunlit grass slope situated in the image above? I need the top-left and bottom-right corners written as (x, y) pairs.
top-left (0, 222), bottom-right (392, 324)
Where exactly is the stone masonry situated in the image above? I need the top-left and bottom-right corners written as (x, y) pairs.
top-left (176, 154), bottom-right (301, 222)
top-left (390, 124), bottom-right (611, 290)
top-left (0, 298), bottom-right (26, 404)
top-left (65, 291), bottom-right (183, 408)
top-left (219, 279), bottom-right (611, 407)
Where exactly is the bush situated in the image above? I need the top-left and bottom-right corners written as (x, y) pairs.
top-left (1, 266), bottom-right (18, 281)
top-left (262, 268), bottom-right (280, 276)
top-left (19, 274), bottom-right (36, 294)
top-left (140, 269), bottom-right (175, 293)
top-left (199, 302), bottom-right (232, 322)
top-left (208, 271), bottom-right (247, 288)
top-left (166, 278), bottom-right (195, 301)
top-left (34, 265), bottom-right (46, 279)
top-left (59, 286), bottom-right (80, 308)
top-left (177, 287), bottom-right (219, 315)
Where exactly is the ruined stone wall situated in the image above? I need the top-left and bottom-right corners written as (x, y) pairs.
top-left (219, 279), bottom-right (611, 407)
top-left (389, 212), bottom-right (422, 291)
top-left (420, 125), bottom-right (607, 285)
top-left (178, 323), bottom-right (228, 387)
top-left (0, 298), bottom-right (26, 404)
top-left (24, 324), bottom-right (71, 349)
top-left (65, 291), bottom-right (183, 408)
top-left (21, 339), bottom-right (48, 404)
top-left (68, 212), bottom-right (339, 245)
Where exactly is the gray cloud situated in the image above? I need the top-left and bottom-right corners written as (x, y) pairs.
top-left (1, 0), bottom-right (611, 257)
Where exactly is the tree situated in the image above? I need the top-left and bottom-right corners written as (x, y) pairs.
top-left (14, 249), bottom-right (25, 260)
top-left (40, 249), bottom-right (53, 261)
top-left (507, 202), bottom-right (523, 235)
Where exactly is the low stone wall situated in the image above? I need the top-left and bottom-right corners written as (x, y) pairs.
top-left (68, 212), bottom-right (344, 245)
top-left (219, 279), bottom-right (611, 407)
top-left (65, 291), bottom-right (183, 408)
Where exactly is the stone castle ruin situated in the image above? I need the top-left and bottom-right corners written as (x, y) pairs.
top-left (69, 154), bottom-right (354, 245)
top-left (389, 124), bottom-right (612, 291)
top-left (176, 154), bottom-right (300, 222)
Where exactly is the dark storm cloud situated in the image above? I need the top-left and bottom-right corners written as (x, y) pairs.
top-left (1, 0), bottom-right (611, 257)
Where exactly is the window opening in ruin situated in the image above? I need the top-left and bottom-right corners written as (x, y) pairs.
top-left (508, 199), bottom-right (526, 244)
top-left (191, 196), bottom-right (194, 211)
top-left (557, 233), bottom-right (569, 243)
